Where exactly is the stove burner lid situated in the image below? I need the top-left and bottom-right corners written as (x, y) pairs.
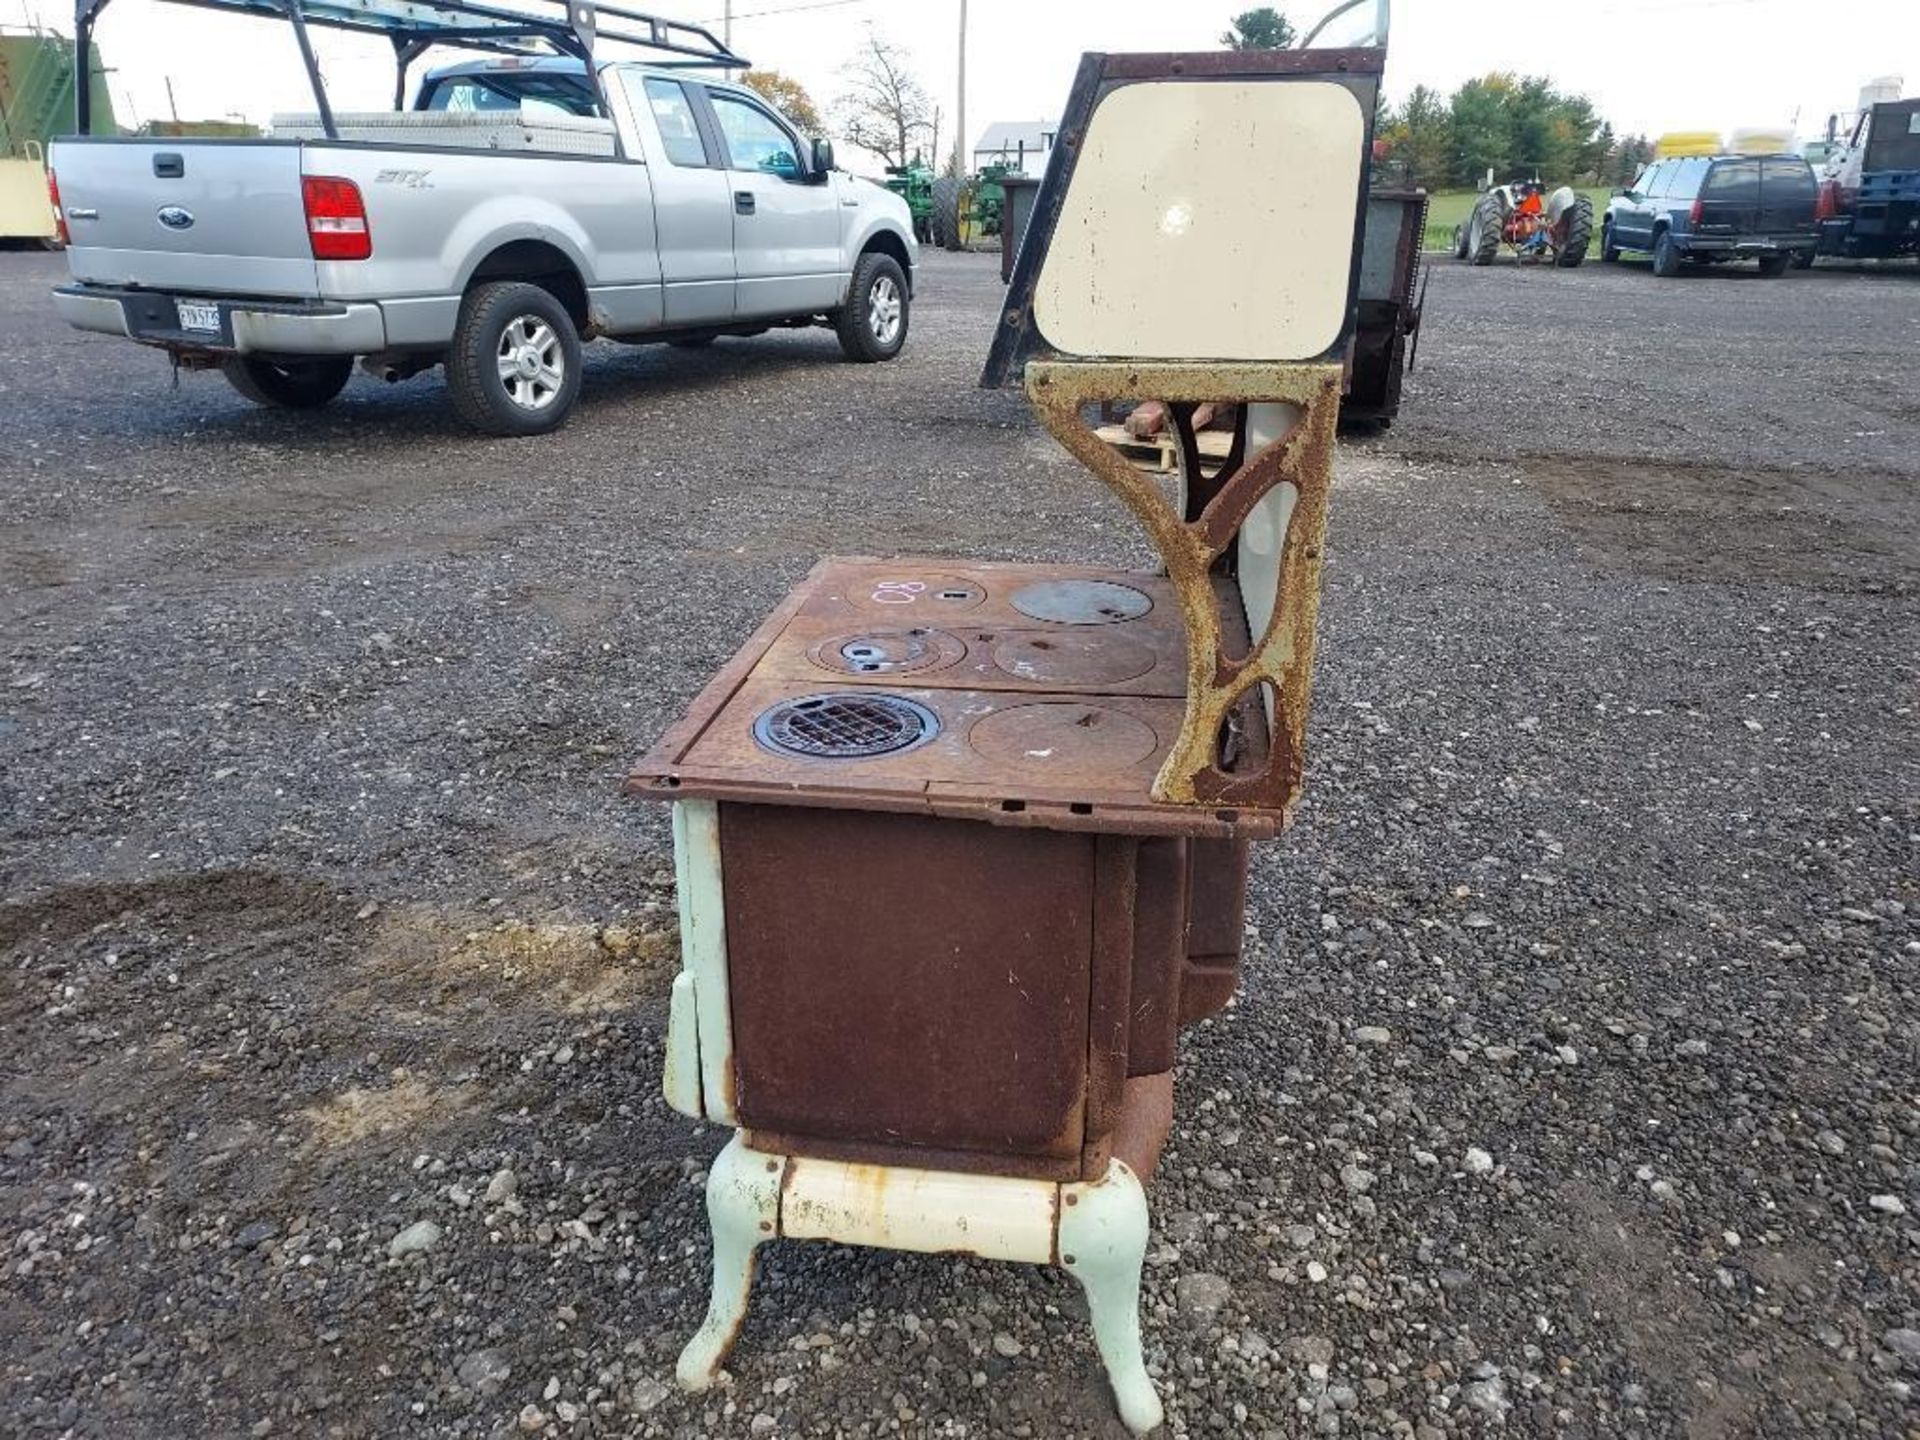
top-left (808, 628), bottom-right (966, 677)
top-left (752, 692), bottom-right (940, 760)
top-left (967, 702), bottom-right (1160, 770)
top-left (848, 573), bottom-right (987, 614)
top-left (1008, 579), bottom-right (1153, 626)
top-left (990, 631), bottom-right (1158, 687)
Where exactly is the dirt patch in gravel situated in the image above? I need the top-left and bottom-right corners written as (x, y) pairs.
top-left (1531, 457), bottom-right (1920, 592)
top-left (1, 866), bottom-right (678, 1199)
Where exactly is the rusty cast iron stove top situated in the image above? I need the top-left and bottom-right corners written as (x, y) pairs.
top-left (628, 555), bottom-right (1273, 839)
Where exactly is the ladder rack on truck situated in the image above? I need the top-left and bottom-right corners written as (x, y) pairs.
top-left (68, 0), bottom-right (745, 144)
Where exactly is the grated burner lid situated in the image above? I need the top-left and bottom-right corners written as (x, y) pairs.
top-left (753, 692), bottom-right (940, 760)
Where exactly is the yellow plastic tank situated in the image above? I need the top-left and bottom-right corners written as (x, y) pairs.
top-left (1654, 131), bottom-right (1723, 158)
top-left (1728, 126), bottom-right (1795, 155)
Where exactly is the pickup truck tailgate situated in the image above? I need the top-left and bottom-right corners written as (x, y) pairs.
top-left (49, 139), bottom-right (318, 296)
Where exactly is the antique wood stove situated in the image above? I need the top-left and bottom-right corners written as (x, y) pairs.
top-left (630, 35), bottom-right (1382, 1436)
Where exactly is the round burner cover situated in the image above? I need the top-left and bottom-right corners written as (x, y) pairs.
top-left (1008, 579), bottom-right (1153, 625)
top-left (848, 573), bottom-right (986, 614)
top-left (809, 628), bottom-right (965, 677)
top-left (967, 703), bottom-right (1159, 772)
top-left (990, 631), bottom-right (1158, 687)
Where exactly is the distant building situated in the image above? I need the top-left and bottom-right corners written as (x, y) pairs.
top-left (973, 119), bottom-right (1056, 177)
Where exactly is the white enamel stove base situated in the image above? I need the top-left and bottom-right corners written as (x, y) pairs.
top-left (679, 1135), bottom-right (1164, 1438)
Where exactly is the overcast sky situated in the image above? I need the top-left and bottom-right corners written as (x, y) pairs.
top-left (17, 0), bottom-right (1917, 164)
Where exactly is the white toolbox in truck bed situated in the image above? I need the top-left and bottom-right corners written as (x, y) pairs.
top-left (270, 109), bottom-right (618, 156)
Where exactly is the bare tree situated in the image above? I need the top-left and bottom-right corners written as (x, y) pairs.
top-left (833, 29), bottom-right (935, 171)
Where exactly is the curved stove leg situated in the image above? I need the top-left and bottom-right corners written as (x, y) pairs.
top-left (1059, 1160), bottom-right (1163, 1435)
top-left (677, 1135), bottom-right (782, 1391)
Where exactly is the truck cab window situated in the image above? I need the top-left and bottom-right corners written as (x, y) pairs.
top-left (709, 92), bottom-right (801, 177)
top-left (419, 73), bottom-right (600, 117)
top-left (639, 77), bottom-right (709, 168)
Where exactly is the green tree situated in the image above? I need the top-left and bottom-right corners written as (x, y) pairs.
top-left (1442, 72), bottom-right (1607, 186)
top-left (742, 69), bottom-right (824, 136)
top-left (1381, 83), bottom-right (1452, 189)
top-left (1221, 7), bottom-right (1296, 50)
top-left (1448, 77), bottom-right (1512, 187)
top-left (1607, 132), bottom-right (1655, 186)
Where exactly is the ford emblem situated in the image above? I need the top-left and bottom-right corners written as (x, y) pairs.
top-left (157, 205), bottom-right (195, 231)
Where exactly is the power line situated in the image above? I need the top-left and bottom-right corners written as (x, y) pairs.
top-left (1591, 0), bottom-right (1788, 12)
top-left (696, 0), bottom-right (868, 24)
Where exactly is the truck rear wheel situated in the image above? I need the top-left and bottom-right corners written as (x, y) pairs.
top-left (834, 251), bottom-right (910, 363)
top-left (221, 355), bottom-right (354, 410)
top-left (446, 281), bottom-right (582, 437)
top-left (1651, 231), bottom-right (1683, 278)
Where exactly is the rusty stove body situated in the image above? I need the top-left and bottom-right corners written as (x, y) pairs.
top-left (630, 38), bottom-right (1383, 1435)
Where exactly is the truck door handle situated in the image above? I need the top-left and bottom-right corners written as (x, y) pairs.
top-left (734, 191), bottom-right (755, 215)
top-left (154, 153), bottom-right (184, 179)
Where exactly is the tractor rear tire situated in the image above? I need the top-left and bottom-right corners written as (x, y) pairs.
top-left (931, 176), bottom-right (964, 252)
top-left (1453, 223), bottom-right (1469, 260)
top-left (1468, 195), bottom-right (1501, 266)
top-left (1554, 195), bottom-right (1594, 268)
top-left (1651, 231), bottom-right (1684, 279)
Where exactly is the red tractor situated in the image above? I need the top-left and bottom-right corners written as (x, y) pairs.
top-left (1454, 176), bottom-right (1594, 267)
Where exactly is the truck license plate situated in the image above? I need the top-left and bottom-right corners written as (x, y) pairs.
top-left (176, 300), bottom-right (221, 333)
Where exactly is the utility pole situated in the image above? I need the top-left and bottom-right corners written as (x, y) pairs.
top-left (165, 75), bottom-right (181, 124)
top-left (953, 0), bottom-right (967, 179)
top-left (723, 0), bottom-right (734, 79)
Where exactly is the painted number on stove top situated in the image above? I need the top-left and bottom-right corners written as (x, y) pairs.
top-left (870, 581), bottom-right (927, 605)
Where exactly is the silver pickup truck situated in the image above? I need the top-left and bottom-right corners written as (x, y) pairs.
top-left (48, 8), bottom-right (917, 436)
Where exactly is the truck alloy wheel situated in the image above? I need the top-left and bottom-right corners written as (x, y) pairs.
top-left (835, 253), bottom-right (910, 363)
top-left (446, 280), bottom-right (583, 436)
top-left (867, 274), bottom-right (904, 348)
top-left (497, 316), bottom-right (566, 412)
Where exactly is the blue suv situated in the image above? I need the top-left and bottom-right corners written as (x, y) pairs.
top-left (1603, 154), bottom-right (1819, 277)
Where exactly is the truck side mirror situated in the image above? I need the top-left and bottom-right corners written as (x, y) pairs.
top-left (810, 137), bottom-right (835, 178)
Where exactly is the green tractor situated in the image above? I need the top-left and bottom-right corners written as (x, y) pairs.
top-left (883, 157), bottom-right (936, 245)
top-left (928, 162), bottom-right (1017, 252)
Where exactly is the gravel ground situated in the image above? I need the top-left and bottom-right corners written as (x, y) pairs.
top-left (2, 245), bottom-right (1917, 1440)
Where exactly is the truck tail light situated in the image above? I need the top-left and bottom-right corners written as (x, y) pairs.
top-left (1815, 180), bottom-right (1839, 221)
top-left (48, 169), bottom-right (70, 247)
top-left (1689, 197), bottom-right (1704, 226)
top-left (302, 175), bottom-right (371, 260)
